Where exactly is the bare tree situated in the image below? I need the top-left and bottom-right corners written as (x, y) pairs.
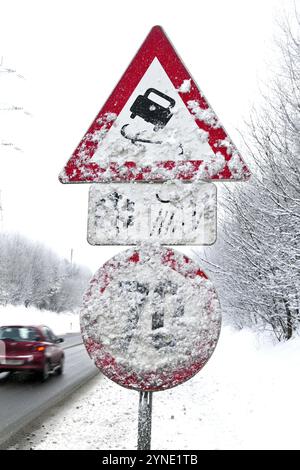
top-left (0, 57), bottom-right (30, 152)
top-left (201, 12), bottom-right (300, 341)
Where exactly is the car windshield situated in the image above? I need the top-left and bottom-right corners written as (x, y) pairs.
top-left (0, 327), bottom-right (38, 342)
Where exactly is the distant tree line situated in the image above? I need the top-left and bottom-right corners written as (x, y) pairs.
top-left (0, 232), bottom-right (92, 312)
top-left (202, 15), bottom-right (300, 341)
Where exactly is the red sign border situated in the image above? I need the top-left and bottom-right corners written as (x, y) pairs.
top-left (81, 247), bottom-right (221, 392)
top-left (60, 26), bottom-right (251, 183)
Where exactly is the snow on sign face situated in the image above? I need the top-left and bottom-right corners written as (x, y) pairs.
top-left (59, 26), bottom-right (251, 183)
top-left (88, 183), bottom-right (216, 245)
top-left (80, 245), bottom-right (221, 392)
top-left (90, 58), bottom-right (216, 167)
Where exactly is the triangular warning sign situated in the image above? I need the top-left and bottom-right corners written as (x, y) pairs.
top-left (59, 26), bottom-right (251, 183)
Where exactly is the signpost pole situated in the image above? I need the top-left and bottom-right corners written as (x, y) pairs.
top-left (59, 25), bottom-right (251, 451)
top-left (137, 391), bottom-right (153, 450)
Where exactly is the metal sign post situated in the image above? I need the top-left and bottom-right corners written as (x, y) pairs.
top-left (59, 25), bottom-right (251, 450)
top-left (137, 391), bottom-right (153, 450)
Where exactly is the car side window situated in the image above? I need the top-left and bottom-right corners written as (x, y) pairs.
top-left (42, 327), bottom-right (55, 343)
top-left (47, 328), bottom-right (57, 343)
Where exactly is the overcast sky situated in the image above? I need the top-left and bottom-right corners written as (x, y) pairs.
top-left (0, 0), bottom-right (294, 272)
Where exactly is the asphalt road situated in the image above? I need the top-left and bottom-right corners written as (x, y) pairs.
top-left (0, 333), bottom-right (98, 448)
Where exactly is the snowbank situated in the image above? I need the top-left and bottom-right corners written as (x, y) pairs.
top-left (10, 325), bottom-right (300, 450)
top-left (0, 305), bottom-right (80, 335)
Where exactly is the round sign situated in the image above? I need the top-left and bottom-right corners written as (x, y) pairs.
top-left (81, 245), bottom-right (221, 391)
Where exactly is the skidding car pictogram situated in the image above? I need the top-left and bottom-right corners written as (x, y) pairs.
top-left (130, 88), bottom-right (175, 131)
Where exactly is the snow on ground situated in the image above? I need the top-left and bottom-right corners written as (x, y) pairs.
top-left (0, 305), bottom-right (80, 335)
top-left (10, 325), bottom-right (300, 450)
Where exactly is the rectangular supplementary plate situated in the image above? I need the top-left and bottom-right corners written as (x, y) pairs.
top-left (87, 183), bottom-right (216, 245)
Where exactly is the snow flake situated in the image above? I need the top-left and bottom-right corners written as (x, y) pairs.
top-left (187, 100), bottom-right (220, 128)
top-left (227, 152), bottom-right (245, 179)
top-left (177, 79), bottom-right (191, 93)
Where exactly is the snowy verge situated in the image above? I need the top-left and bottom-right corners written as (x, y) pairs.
top-left (10, 325), bottom-right (300, 450)
top-left (0, 305), bottom-right (80, 335)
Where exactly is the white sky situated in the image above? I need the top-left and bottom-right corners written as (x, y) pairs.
top-left (0, 0), bottom-right (294, 272)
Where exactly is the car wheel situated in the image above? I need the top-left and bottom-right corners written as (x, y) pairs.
top-left (56, 358), bottom-right (64, 376)
top-left (39, 361), bottom-right (50, 382)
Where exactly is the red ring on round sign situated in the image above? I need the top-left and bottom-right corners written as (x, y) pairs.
top-left (81, 246), bottom-right (221, 392)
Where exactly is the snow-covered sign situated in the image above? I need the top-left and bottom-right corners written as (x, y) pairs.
top-left (88, 183), bottom-right (216, 245)
top-left (80, 245), bottom-right (221, 391)
top-left (59, 26), bottom-right (251, 183)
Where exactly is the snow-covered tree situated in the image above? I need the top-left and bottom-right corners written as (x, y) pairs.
top-left (0, 232), bottom-right (91, 313)
top-left (202, 14), bottom-right (300, 341)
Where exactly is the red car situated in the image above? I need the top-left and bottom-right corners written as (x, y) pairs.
top-left (0, 325), bottom-right (65, 381)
